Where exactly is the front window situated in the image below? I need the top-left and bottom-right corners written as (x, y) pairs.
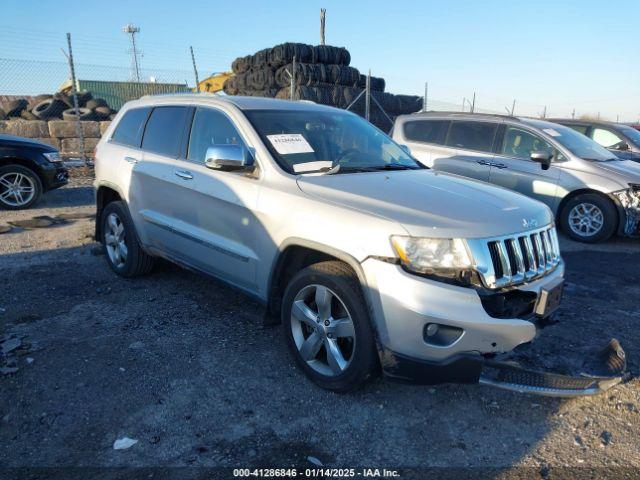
top-left (592, 128), bottom-right (624, 149)
top-left (244, 109), bottom-right (422, 174)
top-left (523, 120), bottom-right (617, 161)
top-left (615, 125), bottom-right (640, 149)
top-left (500, 126), bottom-right (554, 160)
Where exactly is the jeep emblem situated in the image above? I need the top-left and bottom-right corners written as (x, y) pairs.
top-left (522, 218), bottom-right (538, 228)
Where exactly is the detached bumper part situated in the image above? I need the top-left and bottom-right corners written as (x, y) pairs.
top-left (612, 188), bottom-right (640, 237)
top-left (382, 339), bottom-right (627, 397)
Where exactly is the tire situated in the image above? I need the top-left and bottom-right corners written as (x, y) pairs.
top-left (75, 91), bottom-right (93, 107)
top-left (20, 109), bottom-right (38, 120)
top-left (93, 106), bottom-right (111, 120)
top-left (28, 94), bottom-right (52, 109)
top-left (2, 99), bottom-right (28, 117)
top-left (86, 98), bottom-right (108, 110)
top-left (62, 107), bottom-right (93, 121)
top-left (101, 201), bottom-right (155, 277)
top-left (0, 164), bottom-right (43, 210)
top-left (559, 193), bottom-right (617, 243)
top-left (281, 260), bottom-right (378, 392)
top-left (32, 99), bottom-right (66, 119)
top-left (53, 92), bottom-right (74, 108)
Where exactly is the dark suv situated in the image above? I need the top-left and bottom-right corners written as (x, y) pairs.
top-left (550, 119), bottom-right (640, 162)
top-left (0, 134), bottom-right (68, 209)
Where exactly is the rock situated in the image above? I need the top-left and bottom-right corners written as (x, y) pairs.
top-left (1, 338), bottom-right (21, 354)
top-left (48, 120), bottom-right (100, 138)
top-left (0, 120), bottom-right (49, 138)
top-left (99, 121), bottom-right (112, 136)
top-left (113, 437), bottom-right (138, 450)
top-left (60, 137), bottom-right (100, 156)
top-left (600, 430), bottom-right (612, 445)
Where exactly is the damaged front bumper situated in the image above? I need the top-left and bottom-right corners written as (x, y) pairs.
top-left (382, 339), bottom-right (628, 397)
top-left (612, 186), bottom-right (640, 237)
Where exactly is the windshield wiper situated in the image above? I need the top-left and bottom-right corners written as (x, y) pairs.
top-left (327, 164), bottom-right (420, 174)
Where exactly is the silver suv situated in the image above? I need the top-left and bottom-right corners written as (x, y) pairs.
top-left (94, 95), bottom-right (572, 393)
top-left (392, 112), bottom-right (640, 243)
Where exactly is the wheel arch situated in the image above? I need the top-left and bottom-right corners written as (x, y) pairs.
top-left (95, 184), bottom-right (124, 241)
top-left (267, 238), bottom-right (371, 323)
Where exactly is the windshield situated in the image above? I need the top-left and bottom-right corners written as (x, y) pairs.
top-left (524, 120), bottom-right (617, 161)
top-left (244, 109), bottom-right (422, 174)
top-left (616, 125), bottom-right (640, 149)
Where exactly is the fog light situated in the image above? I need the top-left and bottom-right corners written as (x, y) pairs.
top-left (425, 323), bottom-right (439, 337)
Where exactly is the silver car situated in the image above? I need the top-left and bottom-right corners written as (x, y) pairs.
top-left (93, 95), bottom-right (623, 395)
top-left (392, 112), bottom-right (640, 243)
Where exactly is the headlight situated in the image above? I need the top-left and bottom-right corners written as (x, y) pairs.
top-left (391, 236), bottom-right (472, 273)
top-left (43, 151), bottom-right (62, 163)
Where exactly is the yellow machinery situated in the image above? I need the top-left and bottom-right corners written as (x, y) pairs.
top-left (197, 72), bottom-right (233, 93)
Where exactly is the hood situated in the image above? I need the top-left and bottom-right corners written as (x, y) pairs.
top-left (0, 134), bottom-right (56, 151)
top-left (297, 170), bottom-right (553, 239)
top-left (589, 159), bottom-right (640, 187)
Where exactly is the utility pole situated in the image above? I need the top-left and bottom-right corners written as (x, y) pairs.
top-left (471, 92), bottom-right (476, 113)
top-left (572, 108), bottom-right (575, 119)
top-left (597, 111), bottom-right (601, 120)
top-left (541, 106), bottom-right (547, 119)
top-left (423, 82), bottom-right (428, 112)
top-left (123, 23), bottom-right (141, 82)
top-left (190, 46), bottom-right (200, 92)
top-left (365, 70), bottom-right (371, 121)
top-left (510, 99), bottom-right (516, 116)
top-left (65, 33), bottom-right (87, 166)
top-left (320, 8), bottom-right (326, 45)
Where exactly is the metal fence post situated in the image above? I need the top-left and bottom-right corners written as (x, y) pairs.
top-left (66, 33), bottom-right (87, 166)
top-left (365, 70), bottom-right (371, 121)
top-left (190, 46), bottom-right (200, 92)
top-left (290, 55), bottom-right (296, 101)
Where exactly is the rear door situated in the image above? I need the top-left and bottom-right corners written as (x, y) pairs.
top-left (400, 119), bottom-right (450, 167)
top-left (489, 124), bottom-right (561, 210)
top-left (130, 105), bottom-right (193, 250)
top-left (436, 120), bottom-right (499, 182)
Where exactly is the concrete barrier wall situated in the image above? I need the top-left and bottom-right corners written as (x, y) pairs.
top-left (0, 120), bottom-right (111, 158)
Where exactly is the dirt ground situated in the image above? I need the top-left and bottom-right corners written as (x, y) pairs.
top-left (1, 175), bottom-right (638, 479)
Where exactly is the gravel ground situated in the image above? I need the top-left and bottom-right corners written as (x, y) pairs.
top-left (1, 176), bottom-right (638, 478)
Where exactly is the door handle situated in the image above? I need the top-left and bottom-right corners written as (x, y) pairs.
top-left (476, 160), bottom-right (490, 166)
top-left (174, 170), bottom-right (194, 180)
top-left (124, 156), bottom-right (139, 164)
top-left (491, 163), bottom-right (508, 169)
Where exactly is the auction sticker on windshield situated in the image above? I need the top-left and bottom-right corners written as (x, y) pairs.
top-left (267, 134), bottom-right (315, 155)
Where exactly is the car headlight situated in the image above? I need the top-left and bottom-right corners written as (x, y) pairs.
top-left (391, 235), bottom-right (474, 274)
top-left (43, 151), bottom-right (62, 163)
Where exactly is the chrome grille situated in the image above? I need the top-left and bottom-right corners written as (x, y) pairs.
top-left (467, 226), bottom-right (561, 289)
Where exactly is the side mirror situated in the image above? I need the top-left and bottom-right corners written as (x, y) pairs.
top-left (530, 151), bottom-right (553, 170)
top-left (204, 144), bottom-right (252, 172)
top-left (615, 142), bottom-right (630, 151)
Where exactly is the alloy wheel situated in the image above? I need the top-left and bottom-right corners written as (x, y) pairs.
top-left (0, 172), bottom-right (36, 207)
top-left (290, 284), bottom-right (356, 377)
top-left (104, 212), bottom-right (128, 268)
top-left (568, 202), bottom-right (604, 237)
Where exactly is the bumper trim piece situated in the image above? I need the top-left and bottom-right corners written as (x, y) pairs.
top-left (479, 360), bottom-right (624, 397)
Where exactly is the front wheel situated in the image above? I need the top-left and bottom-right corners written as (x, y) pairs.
top-left (282, 261), bottom-right (378, 392)
top-left (559, 193), bottom-right (617, 243)
top-left (0, 165), bottom-right (42, 210)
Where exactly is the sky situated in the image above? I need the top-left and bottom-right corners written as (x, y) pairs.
top-left (2, 0), bottom-right (639, 121)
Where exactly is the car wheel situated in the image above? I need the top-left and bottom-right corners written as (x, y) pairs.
top-left (282, 261), bottom-right (378, 392)
top-left (101, 201), bottom-right (154, 277)
top-left (560, 193), bottom-right (617, 243)
top-left (0, 165), bottom-right (42, 210)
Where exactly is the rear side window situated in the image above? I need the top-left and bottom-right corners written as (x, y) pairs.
top-left (446, 121), bottom-right (497, 152)
top-left (111, 108), bottom-right (150, 147)
top-left (142, 106), bottom-right (190, 157)
top-left (403, 120), bottom-right (449, 145)
top-left (564, 124), bottom-right (589, 135)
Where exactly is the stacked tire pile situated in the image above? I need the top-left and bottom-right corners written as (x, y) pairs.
top-left (0, 92), bottom-right (116, 122)
top-left (223, 43), bottom-right (422, 129)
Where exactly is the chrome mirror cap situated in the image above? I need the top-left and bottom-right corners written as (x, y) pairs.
top-left (204, 144), bottom-right (250, 171)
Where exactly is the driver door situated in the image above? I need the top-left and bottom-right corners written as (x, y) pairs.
top-left (489, 125), bottom-right (561, 210)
